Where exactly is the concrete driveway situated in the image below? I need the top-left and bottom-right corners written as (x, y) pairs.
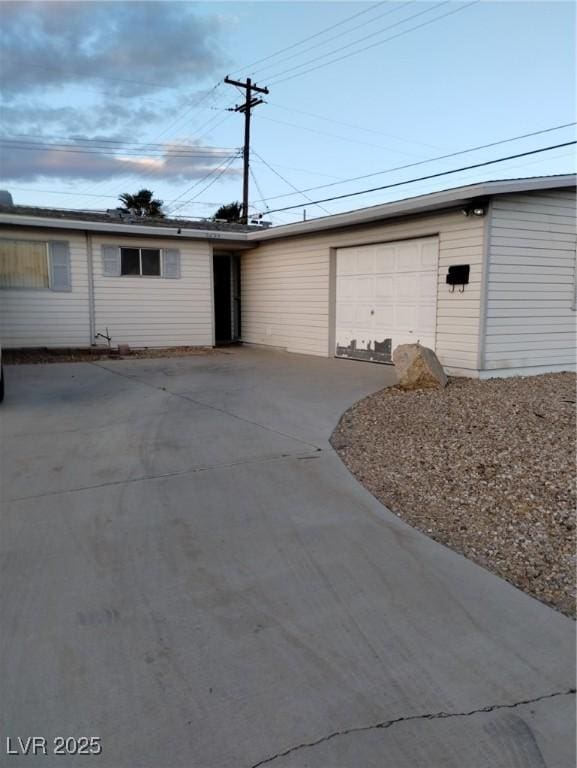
top-left (1, 347), bottom-right (574, 768)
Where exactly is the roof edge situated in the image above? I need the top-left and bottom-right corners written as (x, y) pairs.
top-left (0, 213), bottom-right (251, 242)
top-left (0, 175), bottom-right (574, 244)
top-left (247, 174), bottom-right (577, 241)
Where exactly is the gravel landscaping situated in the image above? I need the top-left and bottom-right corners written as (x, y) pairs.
top-left (331, 373), bottom-right (576, 617)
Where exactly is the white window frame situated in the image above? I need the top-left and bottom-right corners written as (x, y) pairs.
top-left (120, 246), bottom-right (162, 278)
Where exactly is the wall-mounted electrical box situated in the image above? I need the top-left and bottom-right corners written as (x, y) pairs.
top-left (446, 264), bottom-right (470, 291)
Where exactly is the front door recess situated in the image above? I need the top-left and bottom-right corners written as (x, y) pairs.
top-left (335, 237), bottom-right (438, 363)
top-left (213, 253), bottom-right (241, 344)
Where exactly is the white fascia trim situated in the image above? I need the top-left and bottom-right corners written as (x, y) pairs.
top-left (2, 175), bottom-right (574, 245)
top-left (0, 213), bottom-right (251, 242)
top-left (246, 175), bottom-right (577, 241)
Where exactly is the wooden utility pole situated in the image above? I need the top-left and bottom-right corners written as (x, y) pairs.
top-left (224, 76), bottom-right (269, 224)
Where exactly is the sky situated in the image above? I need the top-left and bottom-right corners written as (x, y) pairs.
top-left (0, 0), bottom-right (575, 225)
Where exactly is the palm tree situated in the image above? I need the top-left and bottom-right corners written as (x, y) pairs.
top-left (213, 201), bottom-right (243, 223)
top-left (119, 189), bottom-right (165, 218)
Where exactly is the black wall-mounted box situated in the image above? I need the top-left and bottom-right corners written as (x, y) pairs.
top-left (446, 264), bottom-right (470, 286)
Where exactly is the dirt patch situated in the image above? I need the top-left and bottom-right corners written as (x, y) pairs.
top-left (4, 346), bottom-right (221, 364)
top-left (331, 373), bottom-right (576, 617)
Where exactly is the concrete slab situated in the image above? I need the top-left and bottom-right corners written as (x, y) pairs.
top-left (0, 348), bottom-right (574, 768)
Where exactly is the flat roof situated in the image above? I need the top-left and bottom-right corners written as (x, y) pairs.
top-left (0, 204), bottom-right (259, 242)
top-left (0, 175), bottom-right (574, 243)
top-left (246, 174), bottom-right (576, 241)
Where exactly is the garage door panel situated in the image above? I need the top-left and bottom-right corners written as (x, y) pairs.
top-left (357, 248), bottom-right (375, 274)
top-left (338, 249), bottom-right (361, 275)
top-left (336, 303), bottom-right (356, 324)
top-left (395, 305), bottom-right (418, 330)
top-left (393, 273), bottom-right (415, 298)
top-left (374, 306), bottom-right (394, 326)
top-left (421, 240), bottom-right (439, 266)
top-left (419, 271), bottom-right (437, 297)
top-left (375, 275), bottom-right (394, 298)
top-left (356, 276), bottom-right (374, 299)
top-left (336, 275), bottom-right (355, 298)
top-left (336, 236), bottom-right (438, 363)
top-left (374, 245), bottom-right (397, 273)
top-left (418, 304), bottom-right (437, 330)
top-left (396, 242), bottom-right (421, 271)
top-left (354, 305), bottom-right (373, 326)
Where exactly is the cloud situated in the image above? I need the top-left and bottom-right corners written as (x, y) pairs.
top-left (0, 139), bottom-right (241, 182)
top-left (0, 101), bottom-right (167, 135)
top-left (0, 2), bottom-right (234, 184)
top-left (0, 1), bottom-right (228, 97)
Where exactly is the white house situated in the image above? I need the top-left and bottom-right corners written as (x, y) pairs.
top-left (1, 174), bottom-right (575, 378)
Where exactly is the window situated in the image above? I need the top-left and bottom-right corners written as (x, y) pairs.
top-left (120, 247), bottom-right (161, 276)
top-left (102, 245), bottom-right (180, 278)
top-left (0, 239), bottom-right (49, 289)
top-left (0, 239), bottom-right (71, 291)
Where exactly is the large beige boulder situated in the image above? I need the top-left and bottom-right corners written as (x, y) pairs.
top-left (393, 343), bottom-right (448, 390)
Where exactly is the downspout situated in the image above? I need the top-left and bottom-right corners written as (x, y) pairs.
top-left (85, 231), bottom-right (96, 346)
top-left (477, 198), bottom-right (493, 375)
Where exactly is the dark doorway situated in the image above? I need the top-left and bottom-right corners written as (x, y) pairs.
top-left (213, 253), bottom-right (241, 344)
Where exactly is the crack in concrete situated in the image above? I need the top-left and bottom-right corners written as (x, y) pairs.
top-left (4, 449), bottom-right (319, 503)
top-left (248, 689), bottom-right (576, 768)
top-left (93, 361), bottom-right (323, 452)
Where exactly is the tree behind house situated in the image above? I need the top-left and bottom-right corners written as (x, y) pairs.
top-left (213, 202), bottom-right (242, 223)
top-left (119, 189), bottom-right (165, 218)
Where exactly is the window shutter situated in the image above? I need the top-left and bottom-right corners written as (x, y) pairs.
top-left (162, 248), bottom-right (181, 279)
top-left (48, 241), bottom-right (71, 291)
top-left (102, 245), bottom-right (120, 276)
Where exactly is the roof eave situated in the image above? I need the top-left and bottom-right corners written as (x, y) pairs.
top-left (0, 213), bottom-right (253, 242)
top-left (247, 174), bottom-right (577, 241)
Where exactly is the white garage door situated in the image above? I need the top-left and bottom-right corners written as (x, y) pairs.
top-left (335, 236), bottom-right (439, 363)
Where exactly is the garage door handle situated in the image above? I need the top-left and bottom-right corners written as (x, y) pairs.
top-left (370, 309), bottom-right (375, 315)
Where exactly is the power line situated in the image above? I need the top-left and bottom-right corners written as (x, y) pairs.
top-left (11, 62), bottom-right (179, 90)
top-left (265, 101), bottom-right (443, 151)
top-left (0, 143), bottom-right (239, 160)
top-left (245, 171), bottom-right (293, 223)
top-left (0, 133), bottom-right (237, 152)
top-left (268, 1), bottom-right (480, 87)
top-left (250, 1), bottom-right (414, 78)
top-left (77, 106), bottom-right (236, 202)
top-left (138, 83), bottom-right (224, 144)
top-left (169, 156), bottom-right (240, 214)
top-left (386, 147), bottom-right (577, 199)
top-left (261, 141), bottom-right (577, 214)
top-left (75, 83), bottom-right (229, 197)
top-left (256, 115), bottom-right (423, 158)
top-left (0, 140), bottom-right (237, 157)
top-left (253, 121), bottom-right (577, 204)
top-left (0, 184), bottom-right (232, 213)
top-left (3, 187), bottom-right (127, 200)
top-left (165, 154), bottom-right (240, 208)
top-left (253, 151), bottom-right (331, 215)
top-left (231, 1), bottom-right (388, 76)
top-left (265, 0), bottom-right (449, 82)
top-left (248, 166), bottom-right (271, 216)
top-left (251, 157), bottom-right (345, 180)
